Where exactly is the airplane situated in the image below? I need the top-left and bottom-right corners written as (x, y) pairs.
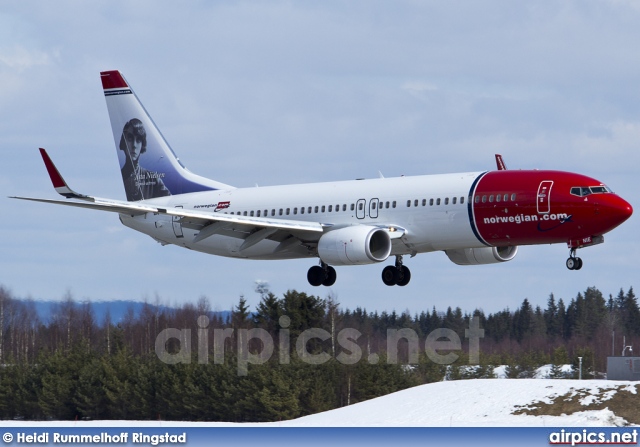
top-left (11, 70), bottom-right (633, 287)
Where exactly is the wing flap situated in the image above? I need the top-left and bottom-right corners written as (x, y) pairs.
top-left (10, 196), bottom-right (156, 215)
top-left (162, 207), bottom-right (324, 233)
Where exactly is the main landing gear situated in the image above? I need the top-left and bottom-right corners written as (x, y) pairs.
top-left (307, 262), bottom-right (337, 287)
top-left (566, 249), bottom-right (583, 271)
top-left (381, 255), bottom-right (411, 286)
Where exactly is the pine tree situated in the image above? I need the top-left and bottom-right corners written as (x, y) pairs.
top-left (255, 366), bottom-right (301, 421)
top-left (253, 292), bottom-right (281, 334)
top-left (622, 287), bottom-right (640, 336)
top-left (232, 296), bottom-right (251, 328)
top-left (74, 356), bottom-right (110, 420)
top-left (512, 298), bottom-right (533, 343)
top-left (544, 294), bottom-right (559, 339)
top-left (37, 349), bottom-right (82, 419)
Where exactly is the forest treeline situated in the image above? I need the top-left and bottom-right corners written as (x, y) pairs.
top-left (0, 284), bottom-right (638, 421)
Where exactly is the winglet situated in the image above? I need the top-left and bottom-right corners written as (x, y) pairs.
top-left (39, 148), bottom-right (93, 201)
top-left (495, 154), bottom-right (507, 171)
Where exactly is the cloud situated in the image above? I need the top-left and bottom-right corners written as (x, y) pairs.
top-left (3, 0), bottom-right (639, 314)
top-left (0, 44), bottom-right (53, 71)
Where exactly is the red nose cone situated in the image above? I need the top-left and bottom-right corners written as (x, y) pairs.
top-left (605, 195), bottom-right (633, 230)
top-left (617, 197), bottom-right (633, 221)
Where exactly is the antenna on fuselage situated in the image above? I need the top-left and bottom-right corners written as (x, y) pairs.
top-left (495, 154), bottom-right (507, 171)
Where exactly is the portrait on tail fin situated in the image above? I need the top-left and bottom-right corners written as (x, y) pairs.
top-left (119, 118), bottom-right (170, 201)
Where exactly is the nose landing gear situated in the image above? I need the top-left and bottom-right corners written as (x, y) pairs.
top-left (382, 255), bottom-right (411, 286)
top-left (566, 249), bottom-right (583, 270)
top-left (307, 262), bottom-right (337, 286)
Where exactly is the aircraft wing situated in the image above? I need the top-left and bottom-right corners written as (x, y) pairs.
top-left (11, 149), bottom-right (324, 247)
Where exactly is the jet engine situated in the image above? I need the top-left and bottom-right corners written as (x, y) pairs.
top-left (444, 246), bottom-right (518, 266)
top-left (318, 225), bottom-right (392, 266)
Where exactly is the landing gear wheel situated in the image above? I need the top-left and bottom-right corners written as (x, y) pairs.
top-left (322, 266), bottom-right (337, 286)
top-left (382, 266), bottom-right (396, 286)
top-left (566, 257), bottom-right (576, 270)
top-left (308, 263), bottom-right (337, 286)
top-left (575, 257), bottom-right (583, 270)
top-left (566, 249), bottom-right (583, 271)
top-left (381, 256), bottom-right (412, 286)
top-left (307, 265), bottom-right (325, 286)
top-left (397, 265), bottom-right (411, 286)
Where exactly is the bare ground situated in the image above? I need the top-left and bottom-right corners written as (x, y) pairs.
top-left (513, 384), bottom-right (640, 425)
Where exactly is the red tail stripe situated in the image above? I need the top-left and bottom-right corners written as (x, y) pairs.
top-left (100, 70), bottom-right (128, 90)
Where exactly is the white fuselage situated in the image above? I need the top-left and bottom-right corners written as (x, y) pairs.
top-left (120, 171), bottom-right (486, 260)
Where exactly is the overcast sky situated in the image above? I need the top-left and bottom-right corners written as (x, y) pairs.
top-left (2, 1), bottom-right (639, 316)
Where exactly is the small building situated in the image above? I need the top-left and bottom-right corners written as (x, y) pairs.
top-left (607, 356), bottom-right (640, 381)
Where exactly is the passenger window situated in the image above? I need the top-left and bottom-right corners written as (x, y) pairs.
top-left (461, 197), bottom-right (465, 204)
top-left (422, 199), bottom-right (426, 206)
top-left (489, 195), bottom-right (494, 203)
top-left (510, 193), bottom-right (516, 201)
top-left (328, 205), bottom-right (333, 212)
top-left (309, 207), bottom-right (312, 213)
top-left (293, 208), bottom-right (297, 215)
top-left (243, 211), bottom-right (248, 216)
top-left (257, 210), bottom-right (261, 217)
top-left (407, 200), bottom-right (411, 207)
top-left (445, 198), bottom-right (449, 205)
top-left (286, 208), bottom-right (290, 215)
top-left (392, 201), bottom-right (396, 208)
top-left (482, 196), bottom-right (487, 203)
top-left (279, 209), bottom-right (283, 216)
top-left (430, 198), bottom-right (434, 206)
top-left (301, 207), bottom-right (305, 214)
top-left (452, 197), bottom-right (457, 205)
top-left (350, 204), bottom-right (355, 211)
top-left (315, 206), bottom-right (319, 213)
top-left (503, 194), bottom-right (508, 202)
top-left (436, 198), bottom-right (441, 205)
top-left (414, 199), bottom-right (418, 207)
top-left (271, 209), bottom-right (275, 216)
top-left (385, 201), bottom-right (389, 209)
top-left (495, 195), bottom-right (501, 203)
top-left (322, 206), bottom-right (326, 212)
top-left (343, 204), bottom-right (347, 211)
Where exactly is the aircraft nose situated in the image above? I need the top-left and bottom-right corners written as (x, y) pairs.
top-left (605, 195), bottom-right (633, 226)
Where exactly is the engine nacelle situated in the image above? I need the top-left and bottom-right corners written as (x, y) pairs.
top-left (318, 226), bottom-right (392, 266)
top-left (445, 246), bottom-right (518, 266)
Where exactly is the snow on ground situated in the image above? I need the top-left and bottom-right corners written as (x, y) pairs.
top-left (2, 378), bottom-right (638, 427)
top-left (284, 379), bottom-right (636, 427)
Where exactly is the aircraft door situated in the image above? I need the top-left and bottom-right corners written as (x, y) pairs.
top-left (537, 181), bottom-right (553, 214)
top-left (173, 205), bottom-right (184, 238)
top-left (356, 199), bottom-right (366, 219)
top-left (369, 198), bottom-right (379, 218)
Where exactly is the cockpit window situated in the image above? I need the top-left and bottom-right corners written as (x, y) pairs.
top-left (570, 185), bottom-right (612, 197)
